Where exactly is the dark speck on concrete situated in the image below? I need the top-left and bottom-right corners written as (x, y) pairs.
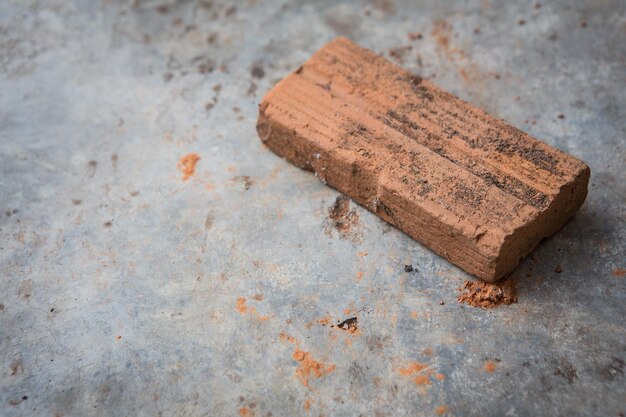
top-left (251, 65), bottom-right (265, 79)
top-left (87, 160), bottom-right (97, 177)
top-left (404, 264), bottom-right (413, 272)
top-left (5, 209), bottom-right (18, 216)
top-left (103, 221), bottom-right (113, 228)
top-left (207, 32), bottom-right (219, 44)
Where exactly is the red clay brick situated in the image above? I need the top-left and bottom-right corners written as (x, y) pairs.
top-left (256, 38), bottom-right (589, 281)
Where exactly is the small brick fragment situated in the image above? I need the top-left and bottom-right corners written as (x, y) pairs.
top-left (257, 38), bottom-right (589, 281)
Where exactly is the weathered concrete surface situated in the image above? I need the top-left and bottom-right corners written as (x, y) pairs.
top-left (0, 1), bottom-right (624, 416)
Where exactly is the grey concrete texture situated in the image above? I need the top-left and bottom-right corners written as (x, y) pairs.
top-left (0, 0), bottom-right (624, 416)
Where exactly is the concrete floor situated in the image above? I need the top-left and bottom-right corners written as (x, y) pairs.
top-left (1, 0), bottom-right (625, 416)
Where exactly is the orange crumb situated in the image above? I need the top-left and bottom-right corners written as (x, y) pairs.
top-left (236, 297), bottom-right (247, 314)
top-left (239, 407), bottom-right (254, 417)
top-left (256, 315), bottom-right (270, 322)
top-left (484, 361), bottom-right (496, 373)
top-left (343, 308), bottom-right (351, 315)
top-left (436, 405), bottom-right (448, 415)
top-left (421, 347), bottom-right (433, 355)
top-left (414, 375), bottom-right (431, 385)
top-left (398, 362), bottom-right (428, 376)
top-left (292, 348), bottom-right (336, 387)
top-left (435, 373), bottom-right (445, 380)
top-left (410, 311), bottom-right (418, 319)
top-left (613, 268), bottom-right (626, 277)
top-left (356, 271), bottom-right (363, 281)
top-left (177, 153), bottom-right (200, 181)
top-left (357, 251), bottom-right (368, 257)
top-left (115, 335), bottom-right (122, 340)
top-left (304, 399), bottom-right (311, 412)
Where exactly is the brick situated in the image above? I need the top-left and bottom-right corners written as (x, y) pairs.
top-left (256, 38), bottom-right (589, 281)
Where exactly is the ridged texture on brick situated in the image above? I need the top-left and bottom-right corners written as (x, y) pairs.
top-left (257, 37), bottom-right (589, 281)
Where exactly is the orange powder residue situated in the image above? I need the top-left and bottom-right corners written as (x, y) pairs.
top-left (239, 407), bottom-right (254, 417)
top-left (613, 268), bottom-right (626, 277)
top-left (356, 271), bottom-right (363, 281)
top-left (484, 361), bottom-right (496, 373)
top-left (303, 399), bottom-right (311, 412)
top-left (236, 297), bottom-right (248, 314)
top-left (357, 251), bottom-right (368, 257)
top-left (414, 375), bottom-right (431, 385)
top-left (177, 153), bottom-right (200, 181)
top-left (292, 348), bottom-right (336, 387)
top-left (236, 297), bottom-right (270, 321)
top-left (436, 405), bottom-right (448, 415)
top-left (457, 278), bottom-right (517, 309)
top-left (398, 361), bottom-right (445, 387)
top-left (317, 316), bottom-right (331, 326)
top-left (410, 311), bottom-right (418, 319)
top-left (398, 362), bottom-right (428, 376)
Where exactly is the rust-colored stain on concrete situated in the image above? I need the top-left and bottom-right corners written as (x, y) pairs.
top-left (436, 405), bottom-right (448, 415)
top-left (413, 375), bottom-right (431, 385)
top-left (398, 362), bottom-right (429, 376)
top-left (279, 332), bottom-right (336, 387)
top-left (317, 315), bottom-right (332, 326)
top-left (177, 153), bottom-right (200, 181)
top-left (292, 348), bottom-right (336, 387)
top-left (484, 361), bottom-right (497, 373)
top-left (236, 297), bottom-right (247, 314)
top-left (238, 407), bottom-right (254, 417)
top-left (235, 297), bottom-right (270, 321)
top-left (398, 361), bottom-right (444, 387)
top-left (613, 268), bottom-right (626, 277)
